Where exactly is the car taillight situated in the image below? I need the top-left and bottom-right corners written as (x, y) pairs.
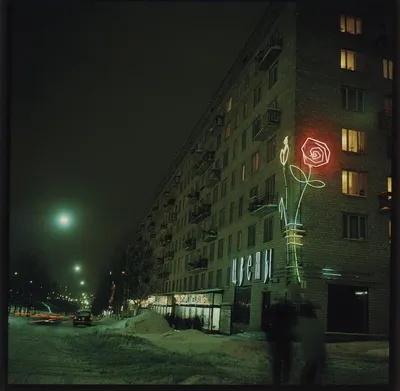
top-left (74, 316), bottom-right (77, 320)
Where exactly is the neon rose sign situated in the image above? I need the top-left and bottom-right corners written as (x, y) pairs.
top-left (279, 137), bottom-right (331, 283)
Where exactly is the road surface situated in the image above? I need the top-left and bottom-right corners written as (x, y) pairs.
top-left (8, 317), bottom-right (389, 385)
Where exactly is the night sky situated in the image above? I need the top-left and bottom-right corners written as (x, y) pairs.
top-left (9, 2), bottom-right (268, 293)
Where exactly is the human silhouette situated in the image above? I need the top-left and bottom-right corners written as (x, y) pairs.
top-left (266, 298), bottom-right (297, 385)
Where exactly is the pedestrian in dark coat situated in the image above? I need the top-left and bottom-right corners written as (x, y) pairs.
top-left (266, 299), bottom-right (297, 385)
top-left (295, 302), bottom-right (326, 385)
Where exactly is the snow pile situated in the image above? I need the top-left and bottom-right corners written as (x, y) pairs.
top-left (125, 311), bottom-right (171, 334)
top-left (180, 375), bottom-right (227, 385)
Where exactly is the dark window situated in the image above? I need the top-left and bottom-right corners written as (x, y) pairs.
top-left (216, 269), bottom-right (222, 287)
top-left (343, 214), bottom-right (367, 240)
top-left (223, 149), bottom-right (229, 168)
top-left (183, 277), bottom-right (187, 290)
top-left (244, 73), bottom-right (249, 89)
top-left (243, 101), bottom-right (248, 118)
top-left (188, 276), bottom-right (193, 290)
top-left (248, 224), bottom-right (256, 247)
top-left (237, 230), bottom-right (242, 251)
top-left (200, 273), bottom-right (205, 289)
top-left (229, 202), bottom-right (235, 223)
top-left (213, 186), bottom-right (219, 203)
top-left (202, 245), bottom-right (207, 259)
top-left (217, 239), bottom-right (224, 259)
top-left (228, 234), bottom-right (233, 254)
top-left (268, 98), bottom-right (278, 109)
top-left (233, 140), bottom-right (238, 160)
top-left (216, 134), bottom-right (222, 149)
top-left (194, 275), bottom-right (199, 290)
top-left (221, 178), bottom-right (228, 198)
top-left (208, 271), bottom-right (214, 288)
top-left (266, 137), bottom-right (276, 162)
top-left (269, 62), bottom-right (278, 88)
top-left (253, 85), bottom-right (262, 106)
top-left (238, 196), bottom-right (244, 218)
top-left (231, 170), bottom-right (236, 189)
top-left (242, 130), bottom-right (247, 151)
top-left (219, 209), bottom-right (226, 227)
top-left (252, 117), bottom-right (262, 139)
top-left (263, 218), bottom-right (273, 242)
top-left (209, 242), bottom-right (215, 261)
top-left (265, 175), bottom-right (276, 195)
top-left (341, 86), bottom-right (364, 112)
top-left (226, 267), bottom-right (231, 286)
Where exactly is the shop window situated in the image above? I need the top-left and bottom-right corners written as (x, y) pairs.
top-left (233, 286), bottom-right (251, 324)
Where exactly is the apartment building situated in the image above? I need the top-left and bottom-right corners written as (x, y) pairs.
top-left (136, 2), bottom-right (392, 335)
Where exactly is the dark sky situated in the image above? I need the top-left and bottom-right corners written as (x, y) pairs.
top-left (9, 2), bottom-right (268, 293)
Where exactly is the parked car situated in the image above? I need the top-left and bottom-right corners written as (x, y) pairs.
top-left (73, 310), bottom-right (93, 327)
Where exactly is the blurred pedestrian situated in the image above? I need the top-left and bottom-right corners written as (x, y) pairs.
top-left (266, 298), bottom-right (297, 385)
top-left (296, 302), bottom-right (326, 385)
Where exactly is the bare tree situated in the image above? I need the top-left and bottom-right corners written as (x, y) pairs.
top-left (124, 240), bottom-right (157, 314)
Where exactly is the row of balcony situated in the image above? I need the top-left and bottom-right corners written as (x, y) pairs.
top-left (156, 256), bottom-right (208, 279)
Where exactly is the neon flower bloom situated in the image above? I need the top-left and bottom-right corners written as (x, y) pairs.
top-left (278, 136), bottom-right (331, 284)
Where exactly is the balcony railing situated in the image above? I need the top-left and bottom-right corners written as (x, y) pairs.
top-left (378, 191), bottom-right (392, 212)
top-left (183, 238), bottom-right (196, 251)
top-left (160, 234), bottom-right (172, 247)
top-left (187, 190), bottom-right (200, 205)
top-left (171, 175), bottom-right (181, 186)
top-left (160, 223), bottom-right (168, 232)
top-left (202, 229), bottom-right (217, 243)
top-left (209, 115), bottom-right (224, 136)
top-left (164, 198), bottom-right (175, 212)
top-left (378, 110), bottom-right (392, 130)
top-left (252, 109), bottom-right (282, 141)
top-left (164, 251), bottom-right (175, 261)
top-left (195, 152), bottom-right (215, 175)
top-left (248, 193), bottom-right (279, 217)
top-left (258, 37), bottom-right (283, 71)
top-left (204, 168), bottom-right (221, 188)
top-left (191, 204), bottom-right (212, 224)
top-left (188, 258), bottom-right (208, 272)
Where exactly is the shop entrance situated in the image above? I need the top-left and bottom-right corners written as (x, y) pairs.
top-left (327, 284), bottom-right (369, 333)
top-left (232, 286), bottom-right (251, 325)
top-left (261, 291), bottom-right (271, 332)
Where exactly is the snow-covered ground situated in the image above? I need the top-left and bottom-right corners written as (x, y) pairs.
top-left (8, 313), bottom-right (388, 385)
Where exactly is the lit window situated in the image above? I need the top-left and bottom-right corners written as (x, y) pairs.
top-left (383, 59), bottom-right (393, 80)
top-left (340, 15), bottom-right (362, 35)
top-left (241, 163), bottom-right (246, 181)
top-left (225, 123), bottom-right (231, 139)
top-left (226, 97), bottom-right (232, 113)
top-left (251, 151), bottom-right (260, 173)
top-left (341, 50), bottom-right (357, 71)
top-left (341, 128), bottom-right (365, 153)
top-left (388, 177), bottom-right (392, 193)
top-left (343, 213), bottom-right (367, 240)
top-left (342, 170), bottom-right (367, 196)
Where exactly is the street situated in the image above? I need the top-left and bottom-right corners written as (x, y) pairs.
top-left (8, 317), bottom-right (389, 385)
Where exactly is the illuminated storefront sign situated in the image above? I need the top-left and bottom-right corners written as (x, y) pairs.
top-left (174, 293), bottom-right (213, 306)
top-left (232, 249), bottom-right (273, 286)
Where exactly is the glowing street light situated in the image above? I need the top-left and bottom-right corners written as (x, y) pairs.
top-left (74, 265), bottom-right (81, 272)
top-left (80, 281), bottom-right (85, 286)
top-left (14, 272), bottom-right (18, 275)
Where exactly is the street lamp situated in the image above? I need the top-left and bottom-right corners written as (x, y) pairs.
top-left (74, 265), bottom-right (81, 272)
top-left (14, 272), bottom-right (18, 275)
top-left (80, 281), bottom-right (85, 286)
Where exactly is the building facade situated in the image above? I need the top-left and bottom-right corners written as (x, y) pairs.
top-left (136, 2), bottom-right (392, 335)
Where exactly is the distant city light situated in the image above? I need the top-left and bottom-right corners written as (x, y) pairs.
top-left (14, 272), bottom-right (18, 275)
top-left (29, 281), bottom-right (33, 284)
top-left (80, 281), bottom-right (85, 285)
top-left (74, 265), bottom-right (81, 272)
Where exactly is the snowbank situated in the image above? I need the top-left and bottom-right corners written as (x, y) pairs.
top-left (180, 375), bottom-right (227, 385)
top-left (125, 311), bottom-right (171, 334)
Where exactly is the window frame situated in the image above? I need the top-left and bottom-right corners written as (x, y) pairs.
top-left (342, 213), bottom-right (367, 240)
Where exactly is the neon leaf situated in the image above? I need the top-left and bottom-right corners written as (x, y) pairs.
top-left (289, 165), bottom-right (308, 183)
top-left (307, 179), bottom-right (326, 189)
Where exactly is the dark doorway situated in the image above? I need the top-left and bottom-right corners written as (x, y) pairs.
top-left (232, 286), bottom-right (251, 324)
top-left (261, 291), bottom-right (271, 332)
top-left (327, 284), bottom-right (369, 333)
